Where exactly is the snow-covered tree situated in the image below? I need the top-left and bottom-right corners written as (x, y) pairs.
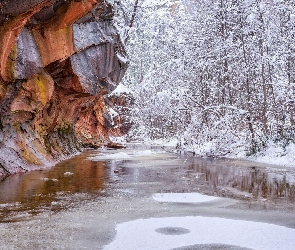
top-left (114, 0), bottom-right (295, 157)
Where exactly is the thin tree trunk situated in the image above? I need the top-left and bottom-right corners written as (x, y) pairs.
top-left (124, 0), bottom-right (139, 44)
top-left (257, 4), bottom-right (269, 135)
top-left (241, 25), bottom-right (256, 151)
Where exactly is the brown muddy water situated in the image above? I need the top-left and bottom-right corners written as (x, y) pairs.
top-left (0, 144), bottom-right (295, 249)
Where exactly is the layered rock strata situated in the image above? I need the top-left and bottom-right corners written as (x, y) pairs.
top-left (0, 0), bottom-right (128, 176)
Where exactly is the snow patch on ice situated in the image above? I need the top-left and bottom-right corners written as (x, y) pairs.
top-left (87, 149), bottom-right (164, 162)
top-left (87, 152), bottom-right (131, 161)
top-left (153, 193), bottom-right (218, 203)
top-left (104, 216), bottom-right (295, 250)
top-left (134, 150), bottom-right (155, 156)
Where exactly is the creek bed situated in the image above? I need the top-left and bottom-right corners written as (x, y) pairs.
top-left (0, 145), bottom-right (295, 249)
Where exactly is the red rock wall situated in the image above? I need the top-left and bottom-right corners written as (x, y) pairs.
top-left (0, 0), bottom-right (129, 176)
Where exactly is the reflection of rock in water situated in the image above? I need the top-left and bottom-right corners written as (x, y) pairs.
top-left (172, 244), bottom-right (253, 250)
top-left (0, 153), bottom-right (107, 212)
top-left (189, 158), bottom-right (295, 202)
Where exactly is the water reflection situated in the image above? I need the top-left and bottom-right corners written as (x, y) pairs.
top-left (186, 157), bottom-right (295, 202)
top-left (0, 148), bottom-right (295, 222)
top-left (0, 153), bottom-right (107, 212)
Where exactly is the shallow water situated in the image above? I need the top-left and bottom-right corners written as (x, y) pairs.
top-left (0, 145), bottom-right (295, 249)
top-left (1, 146), bottom-right (294, 217)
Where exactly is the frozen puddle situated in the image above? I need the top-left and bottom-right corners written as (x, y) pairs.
top-left (153, 193), bottom-right (218, 203)
top-left (104, 216), bottom-right (295, 250)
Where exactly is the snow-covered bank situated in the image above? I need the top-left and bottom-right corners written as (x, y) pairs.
top-left (104, 216), bottom-right (295, 250)
top-left (116, 0), bottom-right (295, 172)
top-left (198, 142), bottom-right (295, 168)
top-left (247, 143), bottom-right (295, 168)
top-left (125, 137), bottom-right (295, 168)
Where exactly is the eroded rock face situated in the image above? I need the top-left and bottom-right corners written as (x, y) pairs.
top-left (0, 0), bottom-right (129, 175)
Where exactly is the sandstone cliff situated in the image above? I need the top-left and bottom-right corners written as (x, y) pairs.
top-left (0, 0), bottom-right (129, 176)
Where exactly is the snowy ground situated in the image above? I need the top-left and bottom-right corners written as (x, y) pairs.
top-left (247, 143), bottom-right (295, 168)
top-left (115, 137), bottom-right (295, 168)
top-left (104, 216), bottom-right (295, 250)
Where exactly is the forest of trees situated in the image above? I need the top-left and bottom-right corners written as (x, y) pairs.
top-left (113, 0), bottom-right (295, 157)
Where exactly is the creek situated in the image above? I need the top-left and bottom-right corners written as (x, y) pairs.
top-left (0, 144), bottom-right (295, 249)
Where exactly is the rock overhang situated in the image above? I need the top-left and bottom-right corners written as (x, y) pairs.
top-left (0, 0), bottom-right (130, 175)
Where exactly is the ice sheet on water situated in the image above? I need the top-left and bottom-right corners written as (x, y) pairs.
top-left (104, 216), bottom-right (295, 250)
top-left (87, 149), bottom-right (165, 161)
top-left (133, 150), bottom-right (155, 156)
top-left (153, 193), bottom-right (219, 203)
top-left (87, 152), bottom-right (131, 161)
